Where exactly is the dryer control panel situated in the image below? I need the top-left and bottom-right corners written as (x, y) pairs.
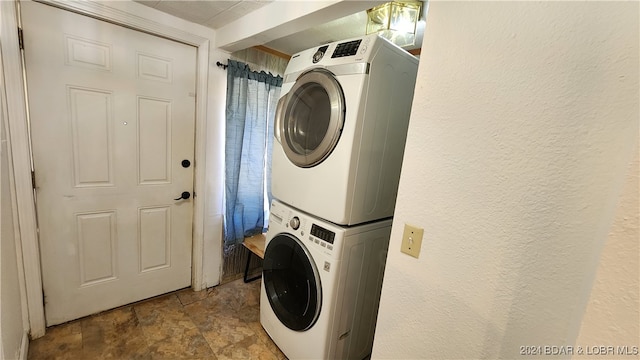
top-left (331, 39), bottom-right (362, 58)
top-left (283, 34), bottom-right (388, 75)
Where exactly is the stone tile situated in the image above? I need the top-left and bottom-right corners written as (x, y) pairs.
top-left (215, 334), bottom-right (280, 360)
top-left (176, 287), bottom-right (211, 306)
top-left (27, 278), bottom-right (284, 360)
top-left (145, 330), bottom-right (215, 359)
top-left (198, 311), bottom-right (254, 351)
top-left (186, 279), bottom-right (287, 359)
top-left (240, 280), bottom-right (262, 308)
top-left (206, 282), bottom-right (247, 312)
top-left (235, 303), bottom-right (260, 324)
top-left (134, 294), bottom-right (215, 359)
top-left (134, 294), bottom-right (182, 317)
top-left (27, 321), bottom-right (83, 360)
top-left (249, 322), bottom-right (288, 360)
top-left (182, 297), bottom-right (227, 333)
top-left (247, 340), bottom-right (287, 360)
top-left (81, 306), bottom-right (151, 360)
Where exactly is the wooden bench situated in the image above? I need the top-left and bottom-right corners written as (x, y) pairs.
top-left (242, 234), bottom-right (265, 283)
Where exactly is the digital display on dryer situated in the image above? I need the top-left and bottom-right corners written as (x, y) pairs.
top-left (331, 40), bottom-right (362, 58)
top-left (311, 224), bottom-right (335, 244)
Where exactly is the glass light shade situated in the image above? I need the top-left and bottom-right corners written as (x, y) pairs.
top-left (366, 1), bottom-right (421, 47)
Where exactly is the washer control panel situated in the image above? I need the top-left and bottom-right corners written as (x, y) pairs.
top-left (309, 224), bottom-right (335, 251)
top-left (269, 201), bottom-right (337, 254)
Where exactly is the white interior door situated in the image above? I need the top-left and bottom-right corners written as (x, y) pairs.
top-left (21, 1), bottom-right (197, 325)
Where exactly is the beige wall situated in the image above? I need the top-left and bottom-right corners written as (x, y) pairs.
top-left (574, 148), bottom-right (639, 357)
top-left (1, 46), bottom-right (27, 359)
top-left (372, 2), bottom-right (638, 359)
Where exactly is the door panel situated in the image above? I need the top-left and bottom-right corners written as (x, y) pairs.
top-left (139, 206), bottom-right (171, 272)
top-left (69, 87), bottom-right (114, 187)
top-left (76, 211), bottom-right (117, 285)
top-left (138, 97), bottom-right (172, 184)
top-left (21, 1), bottom-right (197, 325)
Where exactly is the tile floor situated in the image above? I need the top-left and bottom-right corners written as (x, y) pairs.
top-left (27, 279), bottom-right (287, 360)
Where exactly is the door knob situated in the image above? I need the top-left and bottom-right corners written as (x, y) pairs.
top-left (174, 191), bottom-right (191, 200)
top-left (181, 159), bottom-right (191, 168)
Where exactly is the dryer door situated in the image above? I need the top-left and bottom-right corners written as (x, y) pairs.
top-left (275, 68), bottom-right (345, 168)
top-left (262, 233), bottom-right (322, 331)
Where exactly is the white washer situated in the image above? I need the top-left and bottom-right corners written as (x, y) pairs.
top-left (260, 200), bottom-right (391, 360)
top-left (271, 34), bottom-right (419, 225)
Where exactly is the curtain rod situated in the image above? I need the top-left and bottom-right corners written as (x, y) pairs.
top-left (216, 61), bottom-right (228, 70)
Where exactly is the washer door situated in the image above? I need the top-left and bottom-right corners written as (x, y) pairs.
top-left (275, 68), bottom-right (345, 168)
top-left (262, 233), bottom-right (322, 331)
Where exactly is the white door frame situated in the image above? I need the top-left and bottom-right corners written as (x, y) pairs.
top-left (0, 0), bottom-right (212, 338)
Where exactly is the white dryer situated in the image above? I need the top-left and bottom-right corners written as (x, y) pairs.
top-left (260, 200), bottom-right (391, 360)
top-left (271, 34), bottom-right (419, 225)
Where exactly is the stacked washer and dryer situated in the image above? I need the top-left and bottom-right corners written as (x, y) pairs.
top-left (261, 34), bottom-right (418, 360)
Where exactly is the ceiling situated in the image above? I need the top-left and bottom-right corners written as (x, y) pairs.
top-left (134, 0), bottom-right (426, 56)
top-left (133, 0), bottom-right (274, 30)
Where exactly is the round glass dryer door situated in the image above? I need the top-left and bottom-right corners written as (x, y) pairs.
top-left (262, 233), bottom-right (322, 331)
top-left (276, 68), bottom-right (345, 167)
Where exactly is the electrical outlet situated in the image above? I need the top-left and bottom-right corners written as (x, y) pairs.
top-left (400, 223), bottom-right (423, 258)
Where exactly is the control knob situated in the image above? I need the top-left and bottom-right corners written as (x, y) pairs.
top-left (312, 50), bottom-right (324, 63)
top-left (290, 216), bottom-right (300, 230)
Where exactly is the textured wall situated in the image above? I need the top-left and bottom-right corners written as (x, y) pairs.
top-left (1, 61), bottom-right (26, 359)
top-left (574, 149), bottom-right (639, 356)
top-left (371, 2), bottom-right (638, 359)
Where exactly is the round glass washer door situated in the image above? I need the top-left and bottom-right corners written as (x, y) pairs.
top-left (262, 233), bottom-right (322, 331)
top-left (276, 68), bottom-right (345, 168)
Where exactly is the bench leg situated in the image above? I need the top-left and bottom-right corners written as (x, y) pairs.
top-left (243, 251), bottom-right (262, 283)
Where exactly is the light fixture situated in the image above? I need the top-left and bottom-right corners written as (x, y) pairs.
top-left (366, 0), bottom-right (422, 48)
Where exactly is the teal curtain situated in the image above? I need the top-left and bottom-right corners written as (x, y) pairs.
top-left (224, 60), bottom-right (282, 246)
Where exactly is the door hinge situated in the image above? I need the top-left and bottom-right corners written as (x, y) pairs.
top-left (18, 28), bottom-right (24, 50)
top-left (31, 170), bottom-right (36, 189)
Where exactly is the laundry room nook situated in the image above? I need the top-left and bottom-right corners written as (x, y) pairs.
top-left (1, 1), bottom-right (637, 360)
